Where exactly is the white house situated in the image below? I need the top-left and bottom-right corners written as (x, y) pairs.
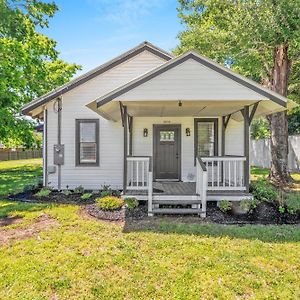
top-left (22, 41), bottom-right (294, 217)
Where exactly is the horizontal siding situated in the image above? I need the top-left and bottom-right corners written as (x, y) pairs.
top-left (133, 116), bottom-right (222, 182)
top-left (118, 59), bottom-right (268, 101)
top-left (225, 119), bottom-right (244, 156)
top-left (46, 51), bottom-right (166, 189)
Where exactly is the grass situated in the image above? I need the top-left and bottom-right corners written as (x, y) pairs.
top-left (0, 160), bottom-right (299, 299)
top-left (251, 166), bottom-right (300, 183)
top-left (0, 158), bottom-right (42, 196)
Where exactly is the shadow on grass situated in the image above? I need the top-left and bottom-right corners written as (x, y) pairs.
top-left (0, 201), bottom-right (50, 219)
top-left (123, 216), bottom-right (300, 243)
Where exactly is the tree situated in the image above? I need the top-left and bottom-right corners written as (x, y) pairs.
top-left (0, 0), bottom-right (81, 148)
top-left (251, 118), bottom-right (270, 140)
top-left (176, 0), bottom-right (300, 184)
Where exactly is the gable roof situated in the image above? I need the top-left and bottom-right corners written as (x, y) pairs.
top-left (96, 50), bottom-right (288, 108)
top-left (22, 41), bottom-right (174, 115)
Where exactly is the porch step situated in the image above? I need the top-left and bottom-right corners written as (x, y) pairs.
top-left (152, 208), bottom-right (202, 215)
top-left (153, 195), bottom-right (199, 201)
top-left (153, 199), bottom-right (200, 205)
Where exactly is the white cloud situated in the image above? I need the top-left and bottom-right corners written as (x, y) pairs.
top-left (87, 0), bottom-right (165, 28)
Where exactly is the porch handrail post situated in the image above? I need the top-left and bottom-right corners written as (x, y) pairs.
top-left (201, 170), bottom-right (207, 218)
top-left (148, 168), bottom-right (153, 216)
top-left (196, 156), bottom-right (207, 218)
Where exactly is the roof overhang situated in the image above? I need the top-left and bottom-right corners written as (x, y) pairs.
top-left (87, 99), bottom-right (291, 122)
top-left (88, 50), bottom-right (297, 121)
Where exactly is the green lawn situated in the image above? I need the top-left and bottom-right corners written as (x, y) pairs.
top-left (0, 160), bottom-right (300, 299)
top-left (251, 166), bottom-right (300, 183)
top-left (0, 158), bottom-right (42, 196)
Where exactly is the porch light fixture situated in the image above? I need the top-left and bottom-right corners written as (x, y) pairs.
top-left (186, 128), bottom-right (191, 136)
top-left (143, 128), bottom-right (148, 137)
top-left (178, 100), bottom-right (182, 107)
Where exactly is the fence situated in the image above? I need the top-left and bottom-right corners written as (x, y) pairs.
top-left (250, 135), bottom-right (300, 172)
top-left (0, 149), bottom-right (42, 161)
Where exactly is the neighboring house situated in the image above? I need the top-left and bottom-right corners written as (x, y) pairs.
top-left (22, 41), bottom-right (295, 216)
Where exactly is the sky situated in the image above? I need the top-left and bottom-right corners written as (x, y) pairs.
top-left (42, 0), bottom-right (183, 75)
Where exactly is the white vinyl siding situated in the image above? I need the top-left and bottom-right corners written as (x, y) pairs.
top-left (225, 119), bottom-right (245, 156)
top-left (132, 117), bottom-right (223, 182)
top-left (45, 49), bottom-right (246, 190)
top-left (46, 50), bottom-right (166, 189)
top-left (117, 59), bottom-right (268, 101)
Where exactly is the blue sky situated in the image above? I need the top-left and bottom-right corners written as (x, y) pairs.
top-left (43, 0), bottom-right (183, 75)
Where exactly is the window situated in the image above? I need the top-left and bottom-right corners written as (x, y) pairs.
top-left (160, 130), bottom-right (175, 142)
top-left (194, 118), bottom-right (218, 162)
top-left (76, 119), bottom-right (99, 166)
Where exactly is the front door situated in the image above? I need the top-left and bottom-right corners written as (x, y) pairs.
top-left (153, 125), bottom-right (181, 181)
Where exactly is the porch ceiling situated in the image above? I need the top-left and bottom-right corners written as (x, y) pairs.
top-left (87, 99), bottom-right (289, 122)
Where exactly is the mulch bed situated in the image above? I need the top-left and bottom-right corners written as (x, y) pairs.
top-left (7, 190), bottom-right (299, 225)
top-left (8, 189), bottom-right (100, 205)
top-left (206, 202), bottom-right (300, 225)
top-left (85, 203), bottom-right (148, 222)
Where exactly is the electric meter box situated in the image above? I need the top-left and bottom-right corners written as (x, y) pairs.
top-left (53, 144), bottom-right (64, 165)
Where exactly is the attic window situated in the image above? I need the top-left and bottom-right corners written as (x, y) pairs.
top-left (76, 119), bottom-right (99, 166)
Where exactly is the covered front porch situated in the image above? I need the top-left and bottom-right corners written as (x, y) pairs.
top-left (87, 50), bottom-right (288, 216)
top-left (101, 100), bottom-right (260, 217)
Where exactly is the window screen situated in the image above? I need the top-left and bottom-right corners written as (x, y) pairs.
top-left (76, 119), bottom-right (99, 166)
top-left (195, 119), bottom-right (218, 160)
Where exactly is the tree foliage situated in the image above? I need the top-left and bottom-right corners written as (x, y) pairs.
top-left (0, 0), bottom-right (81, 148)
top-left (176, 0), bottom-right (300, 183)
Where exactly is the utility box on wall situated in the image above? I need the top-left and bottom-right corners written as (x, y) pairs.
top-left (53, 144), bottom-right (64, 165)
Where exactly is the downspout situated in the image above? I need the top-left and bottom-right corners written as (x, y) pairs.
top-left (43, 108), bottom-right (48, 186)
top-left (54, 97), bottom-right (62, 190)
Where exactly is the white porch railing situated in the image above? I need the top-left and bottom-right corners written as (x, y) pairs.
top-left (196, 156), bottom-right (207, 217)
top-left (202, 156), bottom-right (246, 191)
top-left (126, 156), bottom-right (153, 215)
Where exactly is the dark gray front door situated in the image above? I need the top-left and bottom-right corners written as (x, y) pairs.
top-left (153, 125), bottom-right (181, 180)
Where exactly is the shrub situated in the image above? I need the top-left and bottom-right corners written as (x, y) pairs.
top-left (100, 190), bottom-right (112, 198)
top-left (74, 185), bottom-right (84, 194)
top-left (23, 184), bottom-right (36, 193)
top-left (250, 179), bottom-right (278, 203)
top-left (240, 199), bottom-right (258, 213)
top-left (219, 200), bottom-right (232, 213)
top-left (286, 193), bottom-right (300, 214)
top-left (62, 189), bottom-right (72, 196)
top-left (96, 196), bottom-right (124, 211)
top-left (100, 184), bottom-right (121, 197)
top-left (124, 197), bottom-right (139, 209)
top-left (35, 187), bottom-right (51, 197)
top-left (81, 193), bottom-right (92, 200)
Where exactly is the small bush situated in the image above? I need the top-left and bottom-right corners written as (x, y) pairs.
top-left (100, 190), bottom-right (112, 198)
top-left (286, 193), bottom-right (300, 214)
top-left (81, 193), bottom-right (92, 200)
top-left (219, 200), bottom-right (232, 213)
top-left (240, 199), bottom-right (258, 213)
top-left (74, 185), bottom-right (84, 194)
top-left (124, 197), bottom-right (139, 209)
top-left (96, 196), bottom-right (124, 211)
top-left (250, 179), bottom-right (278, 203)
top-left (35, 187), bottom-right (51, 197)
top-left (100, 184), bottom-right (120, 197)
top-left (62, 190), bottom-right (72, 196)
top-left (23, 184), bottom-right (36, 193)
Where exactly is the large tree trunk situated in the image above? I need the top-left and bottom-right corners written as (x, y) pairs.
top-left (267, 43), bottom-right (292, 185)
